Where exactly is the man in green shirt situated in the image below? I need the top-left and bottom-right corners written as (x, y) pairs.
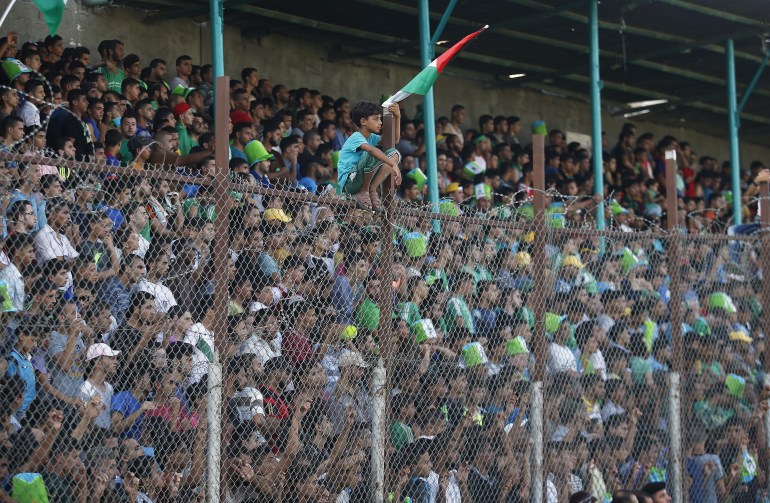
top-left (96, 39), bottom-right (125, 93)
top-left (117, 111), bottom-right (137, 166)
top-left (173, 102), bottom-right (197, 156)
top-left (390, 393), bottom-right (416, 450)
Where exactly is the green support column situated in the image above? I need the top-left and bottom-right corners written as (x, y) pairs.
top-left (589, 0), bottom-right (604, 230)
top-left (210, 0), bottom-right (225, 78)
top-left (726, 39), bottom-right (741, 225)
top-left (419, 0), bottom-right (440, 228)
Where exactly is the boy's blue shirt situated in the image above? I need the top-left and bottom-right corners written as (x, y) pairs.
top-left (337, 131), bottom-right (381, 187)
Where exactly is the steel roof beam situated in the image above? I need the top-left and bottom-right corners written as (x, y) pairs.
top-left (654, 0), bottom-right (769, 29)
top-left (504, 0), bottom-right (765, 63)
top-left (351, 0), bottom-right (770, 99)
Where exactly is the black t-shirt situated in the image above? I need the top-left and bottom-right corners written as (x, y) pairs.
top-left (46, 108), bottom-right (94, 161)
top-left (110, 325), bottom-right (153, 389)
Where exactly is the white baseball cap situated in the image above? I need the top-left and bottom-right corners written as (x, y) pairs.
top-left (86, 343), bottom-right (121, 361)
top-left (233, 387), bottom-right (265, 422)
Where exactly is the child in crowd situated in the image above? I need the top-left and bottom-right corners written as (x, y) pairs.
top-left (337, 101), bottom-right (402, 210)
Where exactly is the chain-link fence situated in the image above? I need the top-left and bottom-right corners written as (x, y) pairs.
top-left (0, 137), bottom-right (769, 503)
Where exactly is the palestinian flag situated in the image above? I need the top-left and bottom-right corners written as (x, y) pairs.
top-left (34, 0), bottom-right (67, 36)
top-left (382, 25), bottom-right (488, 107)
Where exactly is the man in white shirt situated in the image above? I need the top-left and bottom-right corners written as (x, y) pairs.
top-left (133, 243), bottom-right (177, 313)
top-left (548, 318), bottom-right (578, 376)
top-left (167, 54), bottom-right (192, 91)
top-left (0, 233), bottom-right (35, 312)
top-left (19, 79), bottom-right (45, 127)
top-left (79, 343), bottom-right (120, 430)
top-left (35, 198), bottom-right (79, 265)
top-left (183, 301), bottom-right (216, 385)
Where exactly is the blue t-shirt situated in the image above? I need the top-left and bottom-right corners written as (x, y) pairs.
top-left (472, 307), bottom-right (498, 339)
top-left (298, 177), bottom-right (318, 194)
top-left (102, 206), bottom-right (125, 231)
top-left (250, 170), bottom-right (273, 188)
top-left (337, 131), bottom-right (381, 187)
top-left (230, 146), bottom-right (247, 162)
top-left (687, 453), bottom-right (723, 503)
top-left (111, 390), bottom-right (144, 440)
top-left (6, 350), bottom-right (36, 413)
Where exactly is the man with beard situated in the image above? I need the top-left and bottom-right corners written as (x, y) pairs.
top-left (148, 126), bottom-right (213, 170)
top-left (135, 99), bottom-right (155, 139)
top-left (133, 242), bottom-right (177, 313)
top-left (299, 130), bottom-right (321, 169)
top-left (298, 159), bottom-right (330, 195)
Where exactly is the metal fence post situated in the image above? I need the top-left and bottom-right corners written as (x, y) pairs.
top-left (207, 363), bottom-right (223, 503)
top-left (664, 149), bottom-right (684, 503)
top-left (370, 111), bottom-right (396, 503)
top-left (530, 133), bottom-right (547, 503)
top-left (208, 74), bottom-right (231, 503)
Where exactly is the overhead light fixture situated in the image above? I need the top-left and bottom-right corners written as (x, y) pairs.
top-left (626, 99), bottom-right (668, 108)
top-left (508, 73), bottom-right (526, 79)
top-left (624, 109), bottom-right (651, 118)
top-left (436, 40), bottom-right (449, 45)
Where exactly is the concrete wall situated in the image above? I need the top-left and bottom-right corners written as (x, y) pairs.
top-left (8, 0), bottom-right (770, 164)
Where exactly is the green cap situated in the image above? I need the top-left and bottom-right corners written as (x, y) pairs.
top-left (2, 59), bottom-right (31, 82)
top-left (548, 209), bottom-right (566, 228)
top-left (516, 204), bottom-right (535, 221)
top-left (244, 140), bottom-right (274, 167)
top-left (531, 120), bottom-right (547, 135)
top-left (725, 373), bottom-right (746, 398)
top-left (12, 473), bottom-right (48, 503)
top-left (692, 317), bottom-right (711, 337)
top-left (407, 168), bottom-right (427, 190)
top-left (620, 247), bottom-right (640, 275)
top-left (439, 199), bottom-right (459, 216)
top-left (462, 342), bottom-right (488, 368)
top-left (412, 318), bottom-right (437, 344)
top-left (171, 84), bottom-right (194, 98)
top-left (708, 292), bottom-right (737, 315)
top-left (610, 200), bottom-right (629, 217)
top-left (545, 312), bottom-right (567, 336)
top-left (355, 298), bottom-right (380, 331)
top-left (472, 134), bottom-right (489, 145)
top-left (402, 232), bottom-right (428, 258)
top-left (474, 183), bottom-right (492, 201)
top-left (506, 336), bottom-right (529, 356)
top-left (463, 161), bottom-right (485, 179)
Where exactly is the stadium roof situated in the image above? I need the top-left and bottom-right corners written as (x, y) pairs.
top-left (121, 0), bottom-right (770, 144)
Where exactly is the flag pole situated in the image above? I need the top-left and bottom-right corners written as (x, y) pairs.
top-left (0, 0), bottom-right (18, 33)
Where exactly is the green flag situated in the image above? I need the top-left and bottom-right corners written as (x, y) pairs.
top-left (34, 0), bottom-right (67, 36)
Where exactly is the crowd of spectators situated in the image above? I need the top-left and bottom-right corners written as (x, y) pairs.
top-left (0, 24), bottom-right (764, 503)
